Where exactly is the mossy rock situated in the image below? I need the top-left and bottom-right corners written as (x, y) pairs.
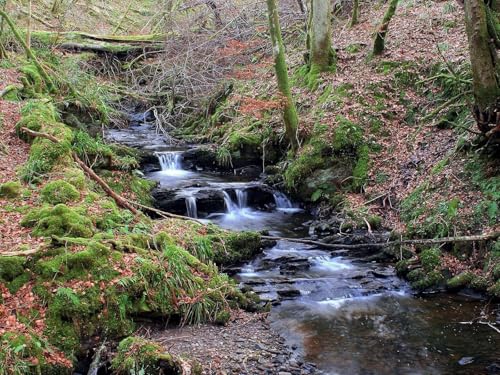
top-left (410, 270), bottom-right (444, 291)
top-left (446, 272), bottom-right (473, 290)
top-left (21, 204), bottom-right (93, 238)
top-left (111, 337), bottom-right (186, 375)
top-left (487, 280), bottom-right (500, 298)
top-left (0, 181), bottom-right (22, 198)
top-left (470, 275), bottom-right (489, 291)
top-left (63, 168), bottom-right (86, 189)
top-left (419, 247), bottom-right (441, 272)
top-left (41, 180), bottom-right (80, 205)
top-left (0, 256), bottom-right (26, 281)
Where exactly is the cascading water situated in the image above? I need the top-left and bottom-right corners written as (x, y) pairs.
top-left (185, 196), bottom-right (198, 218)
top-left (222, 191), bottom-right (238, 213)
top-left (157, 152), bottom-right (182, 171)
top-left (273, 192), bottom-right (293, 209)
top-left (235, 189), bottom-right (248, 209)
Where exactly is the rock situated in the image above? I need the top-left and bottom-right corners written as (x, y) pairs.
top-left (487, 362), bottom-right (500, 374)
top-left (458, 357), bottom-right (474, 366)
top-left (277, 289), bottom-right (301, 298)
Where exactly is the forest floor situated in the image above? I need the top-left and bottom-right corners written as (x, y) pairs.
top-left (0, 68), bottom-right (46, 253)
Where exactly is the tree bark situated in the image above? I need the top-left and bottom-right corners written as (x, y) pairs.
top-left (373, 0), bottom-right (399, 55)
top-left (350, 0), bottom-right (359, 27)
top-left (307, 0), bottom-right (336, 72)
top-left (266, 0), bottom-right (299, 153)
top-left (0, 10), bottom-right (55, 93)
top-left (0, 0), bottom-right (7, 59)
top-left (464, 0), bottom-right (499, 133)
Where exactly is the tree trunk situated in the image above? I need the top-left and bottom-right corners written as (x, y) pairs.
top-left (26, 0), bottom-right (31, 54)
top-left (373, 0), bottom-right (399, 55)
top-left (307, 0), bottom-right (336, 73)
top-left (350, 0), bottom-right (359, 27)
top-left (0, 0), bottom-right (6, 59)
top-left (464, 0), bottom-right (499, 133)
top-left (266, 0), bottom-right (299, 153)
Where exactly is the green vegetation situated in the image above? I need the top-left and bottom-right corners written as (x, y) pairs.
top-left (41, 180), bottom-right (80, 204)
top-left (0, 181), bottom-right (22, 198)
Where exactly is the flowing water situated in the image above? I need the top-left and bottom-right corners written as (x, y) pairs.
top-left (105, 122), bottom-right (500, 375)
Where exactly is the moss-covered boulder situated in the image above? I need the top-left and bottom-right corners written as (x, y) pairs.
top-left (112, 337), bottom-right (198, 375)
top-left (446, 272), bottom-right (474, 290)
top-left (41, 180), bottom-right (80, 204)
top-left (21, 204), bottom-right (93, 238)
top-left (0, 256), bottom-right (26, 281)
top-left (0, 181), bottom-right (22, 198)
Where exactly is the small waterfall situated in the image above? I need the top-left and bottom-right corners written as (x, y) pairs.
top-left (156, 152), bottom-right (182, 171)
top-left (223, 191), bottom-right (237, 213)
top-left (235, 189), bottom-right (248, 209)
top-left (273, 191), bottom-right (293, 209)
top-left (185, 197), bottom-right (198, 218)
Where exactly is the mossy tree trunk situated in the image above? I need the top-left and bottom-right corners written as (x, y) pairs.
top-left (307, 0), bottom-right (336, 74)
top-left (350, 0), bottom-right (359, 27)
top-left (266, 0), bottom-right (299, 153)
top-left (373, 0), bottom-right (399, 55)
top-left (0, 10), bottom-right (55, 93)
top-left (464, 0), bottom-right (499, 133)
top-left (26, 0), bottom-right (32, 53)
top-left (0, 0), bottom-right (7, 59)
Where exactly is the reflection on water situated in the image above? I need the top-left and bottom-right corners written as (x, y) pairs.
top-left (273, 294), bottom-right (499, 375)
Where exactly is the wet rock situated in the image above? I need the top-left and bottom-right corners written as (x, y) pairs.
top-left (277, 289), bottom-right (301, 298)
top-left (458, 357), bottom-right (474, 366)
top-left (487, 362), bottom-right (500, 374)
top-left (234, 165), bottom-right (262, 177)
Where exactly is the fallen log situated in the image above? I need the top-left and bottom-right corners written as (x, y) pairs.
top-left (261, 232), bottom-right (500, 250)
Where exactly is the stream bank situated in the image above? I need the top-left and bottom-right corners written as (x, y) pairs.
top-left (106, 113), bottom-right (500, 375)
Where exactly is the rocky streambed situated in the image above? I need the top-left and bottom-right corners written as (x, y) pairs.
top-left (105, 113), bottom-right (500, 375)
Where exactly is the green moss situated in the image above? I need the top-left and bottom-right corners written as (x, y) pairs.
top-left (352, 145), bottom-right (370, 190)
top-left (492, 263), bottom-right (500, 281)
top-left (0, 181), bottom-right (22, 198)
top-left (93, 199), bottom-right (134, 231)
top-left (21, 204), bottom-right (93, 238)
top-left (0, 331), bottom-right (72, 375)
top-left (7, 272), bottom-right (31, 294)
top-left (419, 247), bottom-right (441, 272)
top-left (41, 180), bottom-right (80, 205)
top-left (111, 337), bottom-right (181, 375)
top-left (446, 272), bottom-right (474, 289)
top-left (469, 275), bottom-right (489, 291)
top-left (487, 280), bottom-right (500, 298)
top-left (395, 259), bottom-right (410, 276)
top-left (63, 168), bottom-right (86, 189)
top-left (0, 256), bottom-right (26, 281)
top-left (409, 269), bottom-right (444, 290)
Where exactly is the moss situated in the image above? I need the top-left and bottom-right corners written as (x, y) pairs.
top-left (41, 180), bottom-right (80, 205)
top-left (370, 215), bottom-right (384, 229)
top-left (0, 181), bottom-right (22, 198)
top-left (487, 280), bottom-right (500, 298)
top-left (446, 272), bottom-right (474, 289)
top-left (8, 272), bottom-right (31, 294)
top-left (93, 199), bottom-right (134, 231)
top-left (63, 168), bottom-right (86, 189)
top-left (410, 270), bottom-right (444, 291)
top-left (419, 247), bottom-right (441, 272)
top-left (0, 331), bottom-right (72, 375)
top-left (493, 263), bottom-right (500, 281)
top-left (21, 204), bottom-right (93, 238)
top-left (469, 275), bottom-right (489, 291)
top-left (215, 310), bottom-right (231, 325)
top-left (395, 259), bottom-right (410, 276)
top-left (111, 337), bottom-right (182, 375)
top-left (0, 256), bottom-right (26, 281)
top-left (352, 145), bottom-right (370, 190)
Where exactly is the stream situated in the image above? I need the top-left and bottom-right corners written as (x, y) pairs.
top-left (105, 118), bottom-right (500, 375)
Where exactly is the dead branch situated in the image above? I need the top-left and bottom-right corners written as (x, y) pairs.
top-left (261, 232), bottom-right (500, 250)
top-left (20, 127), bottom-right (139, 214)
